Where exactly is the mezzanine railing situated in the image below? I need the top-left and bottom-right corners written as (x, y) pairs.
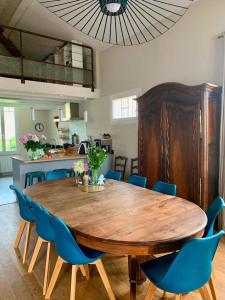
top-left (0, 24), bottom-right (95, 91)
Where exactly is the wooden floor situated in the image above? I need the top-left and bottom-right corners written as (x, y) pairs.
top-left (1, 203), bottom-right (225, 300)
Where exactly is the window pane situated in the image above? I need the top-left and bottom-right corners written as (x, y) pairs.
top-left (4, 107), bottom-right (16, 152)
top-left (0, 111), bottom-right (2, 151)
top-left (112, 96), bottom-right (137, 120)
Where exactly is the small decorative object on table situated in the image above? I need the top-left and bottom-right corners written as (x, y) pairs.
top-left (74, 146), bottom-right (107, 192)
top-left (19, 133), bottom-right (45, 160)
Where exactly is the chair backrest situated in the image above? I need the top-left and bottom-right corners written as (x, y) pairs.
top-left (114, 156), bottom-right (128, 180)
top-left (105, 170), bottom-right (122, 181)
top-left (26, 197), bottom-right (55, 242)
top-left (9, 185), bottom-right (35, 222)
top-left (46, 170), bottom-right (67, 181)
top-left (49, 214), bottom-right (90, 265)
top-left (152, 181), bottom-right (176, 196)
top-left (204, 196), bottom-right (225, 237)
top-left (128, 175), bottom-right (147, 188)
top-left (159, 231), bottom-right (224, 294)
top-left (130, 158), bottom-right (138, 176)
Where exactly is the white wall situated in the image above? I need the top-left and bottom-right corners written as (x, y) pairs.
top-left (84, 0), bottom-right (225, 168)
top-left (15, 108), bottom-right (50, 157)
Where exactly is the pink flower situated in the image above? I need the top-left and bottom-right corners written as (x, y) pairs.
top-left (19, 134), bottom-right (28, 144)
top-left (31, 135), bottom-right (39, 142)
top-left (84, 163), bottom-right (89, 172)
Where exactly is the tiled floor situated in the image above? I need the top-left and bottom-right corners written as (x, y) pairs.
top-left (0, 176), bottom-right (16, 206)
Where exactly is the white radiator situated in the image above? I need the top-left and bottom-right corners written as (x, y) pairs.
top-left (0, 156), bottom-right (12, 173)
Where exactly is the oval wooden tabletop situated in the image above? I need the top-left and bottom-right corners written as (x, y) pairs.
top-left (24, 178), bottom-right (207, 255)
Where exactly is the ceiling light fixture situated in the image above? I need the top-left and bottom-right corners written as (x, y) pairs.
top-left (39, 0), bottom-right (193, 46)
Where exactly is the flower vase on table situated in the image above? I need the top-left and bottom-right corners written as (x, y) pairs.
top-left (73, 146), bottom-right (107, 193)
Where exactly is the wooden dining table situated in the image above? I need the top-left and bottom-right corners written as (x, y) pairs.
top-left (24, 177), bottom-right (207, 300)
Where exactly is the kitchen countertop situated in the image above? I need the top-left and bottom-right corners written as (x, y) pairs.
top-left (12, 154), bottom-right (86, 164)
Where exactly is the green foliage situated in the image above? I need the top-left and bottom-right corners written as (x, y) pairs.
top-left (87, 146), bottom-right (107, 171)
top-left (24, 140), bottom-right (42, 152)
top-left (6, 137), bottom-right (16, 151)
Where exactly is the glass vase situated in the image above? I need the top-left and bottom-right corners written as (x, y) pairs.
top-left (91, 169), bottom-right (98, 185)
top-left (27, 149), bottom-right (38, 160)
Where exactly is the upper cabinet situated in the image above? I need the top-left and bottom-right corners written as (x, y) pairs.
top-left (138, 83), bottom-right (221, 210)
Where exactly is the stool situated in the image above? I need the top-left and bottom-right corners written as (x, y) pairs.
top-left (24, 171), bottom-right (45, 188)
top-left (53, 168), bottom-right (74, 177)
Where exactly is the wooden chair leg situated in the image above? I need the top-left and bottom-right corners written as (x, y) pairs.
top-left (14, 220), bottom-right (27, 249)
top-left (93, 259), bottom-right (116, 300)
top-left (22, 222), bottom-right (32, 264)
top-left (209, 277), bottom-right (217, 300)
top-left (199, 285), bottom-right (211, 300)
top-left (28, 237), bottom-right (44, 272)
top-left (144, 282), bottom-right (157, 300)
top-left (43, 242), bottom-right (51, 295)
top-left (79, 265), bottom-right (90, 280)
top-left (45, 256), bottom-right (64, 299)
top-left (70, 265), bottom-right (79, 300)
top-left (175, 295), bottom-right (182, 300)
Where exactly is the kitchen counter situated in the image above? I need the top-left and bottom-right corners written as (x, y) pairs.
top-left (12, 154), bottom-right (86, 164)
top-left (12, 154), bottom-right (113, 190)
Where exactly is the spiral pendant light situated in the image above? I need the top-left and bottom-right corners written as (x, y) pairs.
top-left (39, 0), bottom-right (194, 46)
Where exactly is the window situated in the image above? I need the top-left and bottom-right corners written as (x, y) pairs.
top-left (0, 107), bottom-right (16, 152)
top-left (112, 95), bottom-right (137, 120)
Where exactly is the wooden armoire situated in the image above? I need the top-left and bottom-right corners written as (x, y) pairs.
top-left (138, 83), bottom-right (221, 210)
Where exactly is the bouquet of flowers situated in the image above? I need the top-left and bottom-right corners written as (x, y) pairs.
top-left (19, 133), bottom-right (43, 151)
top-left (87, 146), bottom-right (107, 184)
top-left (73, 160), bottom-right (89, 175)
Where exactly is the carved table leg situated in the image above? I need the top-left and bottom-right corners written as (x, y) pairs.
top-left (128, 255), bottom-right (150, 300)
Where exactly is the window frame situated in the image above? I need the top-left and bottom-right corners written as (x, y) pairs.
top-left (0, 106), bottom-right (17, 155)
top-left (110, 89), bottom-right (141, 125)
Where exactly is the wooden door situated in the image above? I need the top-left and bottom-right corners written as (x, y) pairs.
top-left (139, 100), bottom-right (164, 188)
top-left (164, 100), bottom-right (201, 205)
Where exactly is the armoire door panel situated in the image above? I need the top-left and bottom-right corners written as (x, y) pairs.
top-left (139, 102), bottom-right (163, 188)
top-left (164, 101), bottom-right (200, 204)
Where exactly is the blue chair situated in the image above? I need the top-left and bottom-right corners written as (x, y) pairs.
top-left (105, 170), bottom-right (122, 181)
top-left (26, 199), bottom-right (55, 295)
top-left (53, 168), bottom-right (74, 177)
top-left (45, 214), bottom-right (116, 300)
top-left (204, 196), bottom-right (225, 237)
top-left (24, 171), bottom-right (45, 188)
top-left (45, 170), bottom-right (67, 181)
top-left (128, 175), bottom-right (147, 188)
top-left (9, 185), bottom-right (35, 264)
top-left (141, 231), bottom-right (224, 300)
top-left (152, 181), bottom-right (176, 196)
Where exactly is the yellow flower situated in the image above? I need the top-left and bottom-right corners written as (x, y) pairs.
top-left (74, 160), bottom-right (84, 174)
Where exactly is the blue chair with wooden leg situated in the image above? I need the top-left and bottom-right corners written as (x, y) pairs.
top-left (128, 175), bottom-right (147, 188)
top-left (27, 199), bottom-right (55, 295)
top-left (45, 170), bottom-right (67, 181)
top-left (9, 185), bottom-right (35, 264)
top-left (152, 181), bottom-right (176, 196)
top-left (105, 170), bottom-right (122, 181)
top-left (45, 215), bottom-right (116, 300)
top-left (141, 231), bottom-right (224, 300)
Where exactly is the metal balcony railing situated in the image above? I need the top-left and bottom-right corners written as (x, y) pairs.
top-left (0, 24), bottom-right (95, 91)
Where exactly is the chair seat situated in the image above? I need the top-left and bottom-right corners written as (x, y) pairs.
top-left (141, 252), bottom-right (178, 285)
top-left (79, 244), bottom-right (105, 260)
